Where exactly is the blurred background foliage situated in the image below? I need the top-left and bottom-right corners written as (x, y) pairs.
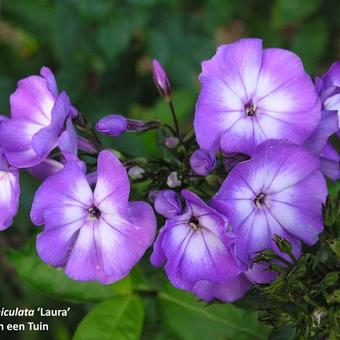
top-left (0, 0), bottom-right (339, 339)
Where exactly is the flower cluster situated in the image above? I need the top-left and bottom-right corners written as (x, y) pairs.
top-left (0, 38), bottom-right (338, 303)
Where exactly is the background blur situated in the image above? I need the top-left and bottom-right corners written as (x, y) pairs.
top-left (0, 0), bottom-right (339, 339)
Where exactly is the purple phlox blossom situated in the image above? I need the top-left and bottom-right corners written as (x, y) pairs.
top-left (303, 110), bottom-right (339, 180)
top-left (0, 67), bottom-right (77, 168)
top-left (316, 62), bottom-right (340, 121)
top-left (152, 59), bottom-right (171, 99)
top-left (194, 38), bottom-right (321, 156)
top-left (151, 190), bottom-right (242, 297)
top-left (30, 116), bottom-right (85, 181)
top-left (154, 190), bottom-right (182, 218)
top-left (190, 149), bottom-right (216, 176)
top-left (319, 143), bottom-right (340, 181)
top-left (212, 139), bottom-right (327, 267)
top-left (0, 149), bottom-right (20, 230)
top-left (30, 150), bottom-right (156, 283)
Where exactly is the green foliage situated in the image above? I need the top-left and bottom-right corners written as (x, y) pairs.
top-left (252, 192), bottom-right (340, 339)
top-left (158, 284), bottom-right (271, 340)
top-left (73, 296), bottom-right (144, 340)
top-left (8, 242), bottom-right (132, 303)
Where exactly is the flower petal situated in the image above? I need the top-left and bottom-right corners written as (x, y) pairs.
top-left (31, 161), bottom-right (93, 225)
top-left (193, 274), bottom-right (251, 303)
top-left (93, 150), bottom-right (130, 212)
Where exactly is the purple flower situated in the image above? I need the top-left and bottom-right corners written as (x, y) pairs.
top-left (190, 149), bottom-right (216, 176)
top-left (303, 110), bottom-right (339, 180)
top-left (212, 140), bottom-right (327, 266)
top-left (154, 190), bottom-right (182, 218)
top-left (151, 190), bottom-right (241, 291)
top-left (152, 59), bottom-right (171, 99)
top-left (96, 114), bottom-right (128, 137)
top-left (316, 62), bottom-right (340, 117)
top-left (320, 143), bottom-right (340, 181)
top-left (192, 274), bottom-right (251, 303)
top-left (0, 149), bottom-right (20, 230)
top-left (194, 38), bottom-right (320, 155)
top-left (30, 150), bottom-right (156, 283)
top-left (0, 67), bottom-right (75, 168)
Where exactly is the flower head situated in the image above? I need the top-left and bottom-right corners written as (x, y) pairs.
top-left (0, 149), bottom-right (20, 230)
top-left (30, 150), bottom-right (156, 283)
top-left (194, 39), bottom-right (320, 155)
top-left (152, 59), bottom-right (171, 99)
top-left (316, 61), bottom-right (340, 115)
top-left (190, 149), bottom-right (216, 176)
top-left (151, 190), bottom-right (241, 291)
top-left (212, 140), bottom-right (327, 266)
top-left (0, 67), bottom-right (75, 168)
top-left (154, 190), bottom-right (182, 218)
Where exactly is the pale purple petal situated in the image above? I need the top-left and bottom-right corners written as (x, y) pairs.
top-left (303, 110), bottom-right (338, 155)
top-left (30, 161), bottom-right (92, 225)
top-left (320, 143), bottom-right (340, 180)
top-left (193, 274), bottom-right (251, 303)
top-left (40, 66), bottom-right (58, 98)
top-left (0, 119), bottom-right (43, 167)
top-left (58, 117), bottom-right (78, 160)
top-left (31, 91), bottom-right (71, 158)
top-left (93, 150), bottom-right (130, 213)
top-left (0, 153), bottom-right (20, 230)
top-left (10, 75), bottom-right (54, 125)
top-left (29, 159), bottom-right (64, 181)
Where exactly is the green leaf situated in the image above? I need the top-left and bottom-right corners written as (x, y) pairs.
top-left (8, 245), bottom-right (132, 303)
top-left (291, 18), bottom-right (327, 73)
top-left (73, 295), bottom-right (144, 340)
top-left (158, 284), bottom-right (271, 340)
top-left (268, 324), bottom-right (296, 340)
top-left (272, 0), bottom-right (320, 28)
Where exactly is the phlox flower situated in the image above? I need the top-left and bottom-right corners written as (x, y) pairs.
top-left (31, 150), bottom-right (156, 283)
top-left (0, 67), bottom-right (76, 168)
top-left (212, 140), bottom-right (327, 266)
top-left (151, 190), bottom-right (242, 297)
top-left (194, 38), bottom-right (320, 156)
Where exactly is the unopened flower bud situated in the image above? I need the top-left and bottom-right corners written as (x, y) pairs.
top-left (152, 59), bottom-right (171, 99)
top-left (96, 114), bottom-right (128, 137)
top-left (154, 190), bottom-right (182, 218)
top-left (127, 119), bottom-right (161, 132)
top-left (167, 171), bottom-right (181, 188)
top-left (190, 149), bottom-right (216, 176)
top-left (165, 136), bottom-right (179, 149)
top-left (128, 166), bottom-right (145, 179)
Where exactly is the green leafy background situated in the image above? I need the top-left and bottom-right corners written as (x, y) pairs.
top-left (0, 0), bottom-right (338, 339)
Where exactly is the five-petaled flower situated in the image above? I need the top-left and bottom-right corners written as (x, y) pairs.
top-left (0, 67), bottom-right (76, 168)
top-left (194, 38), bottom-right (321, 156)
top-left (30, 150), bottom-right (156, 283)
top-left (212, 139), bottom-right (327, 266)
